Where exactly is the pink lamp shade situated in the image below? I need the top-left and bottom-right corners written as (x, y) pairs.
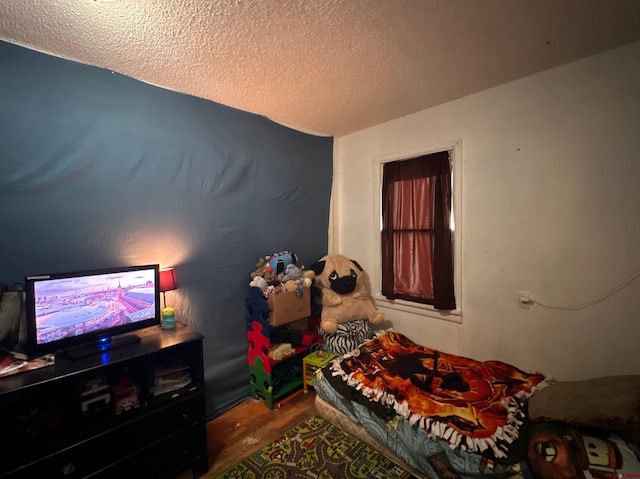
top-left (159, 267), bottom-right (178, 309)
top-left (159, 267), bottom-right (178, 292)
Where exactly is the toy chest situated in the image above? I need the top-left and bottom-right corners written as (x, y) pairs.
top-left (267, 288), bottom-right (310, 326)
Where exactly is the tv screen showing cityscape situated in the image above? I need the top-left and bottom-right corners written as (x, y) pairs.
top-left (31, 267), bottom-right (158, 346)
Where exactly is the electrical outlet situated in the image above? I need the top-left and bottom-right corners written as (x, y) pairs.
top-left (517, 290), bottom-right (531, 309)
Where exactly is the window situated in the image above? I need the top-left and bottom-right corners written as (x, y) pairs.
top-left (374, 141), bottom-right (461, 320)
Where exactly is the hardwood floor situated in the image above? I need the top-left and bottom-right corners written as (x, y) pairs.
top-left (202, 390), bottom-right (317, 478)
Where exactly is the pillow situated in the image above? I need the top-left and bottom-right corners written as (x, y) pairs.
top-left (528, 375), bottom-right (640, 429)
top-left (322, 320), bottom-right (374, 356)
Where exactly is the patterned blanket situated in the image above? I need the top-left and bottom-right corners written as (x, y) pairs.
top-left (328, 331), bottom-right (552, 459)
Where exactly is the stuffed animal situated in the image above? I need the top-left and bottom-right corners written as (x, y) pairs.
top-left (278, 264), bottom-right (314, 289)
top-left (250, 251), bottom-right (301, 283)
top-left (277, 263), bottom-right (302, 282)
top-left (266, 251), bottom-right (298, 276)
top-left (250, 257), bottom-right (276, 282)
top-left (310, 254), bottom-right (384, 334)
top-left (250, 275), bottom-right (268, 292)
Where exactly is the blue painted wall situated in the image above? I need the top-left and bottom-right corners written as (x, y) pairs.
top-left (0, 40), bottom-right (333, 417)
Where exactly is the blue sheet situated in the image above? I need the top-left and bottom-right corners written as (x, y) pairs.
top-left (315, 366), bottom-right (533, 478)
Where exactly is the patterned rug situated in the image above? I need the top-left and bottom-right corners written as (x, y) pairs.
top-left (214, 415), bottom-right (418, 479)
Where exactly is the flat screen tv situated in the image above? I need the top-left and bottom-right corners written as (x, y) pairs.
top-left (24, 264), bottom-right (161, 359)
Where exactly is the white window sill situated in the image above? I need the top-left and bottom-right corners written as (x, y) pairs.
top-left (374, 294), bottom-right (462, 324)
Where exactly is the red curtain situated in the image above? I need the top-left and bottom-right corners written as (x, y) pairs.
top-left (382, 151), bottom-right (456, 310)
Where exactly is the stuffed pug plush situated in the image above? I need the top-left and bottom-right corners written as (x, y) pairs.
top-left (310, 254), bottom-right (384, 334)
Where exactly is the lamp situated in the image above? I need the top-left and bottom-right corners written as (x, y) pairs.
top-left (159, 267), bottom-right (178, 309)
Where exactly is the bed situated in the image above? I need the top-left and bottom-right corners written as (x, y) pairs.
top-left (314, 329), bottom-right (640, 479)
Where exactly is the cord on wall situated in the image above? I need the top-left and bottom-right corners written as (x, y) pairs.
top-left (531, 265), bottom-right (640, 311)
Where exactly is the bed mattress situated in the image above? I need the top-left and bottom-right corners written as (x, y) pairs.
top-left (314, 393), bottom-right (429, 478)
top-left (314, 369), bottom-right (529, 478)
top-left (313, 330), bottom-right (640, 479)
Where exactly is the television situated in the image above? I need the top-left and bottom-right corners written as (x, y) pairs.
top-left (24, 264), bottom-right (161, 359)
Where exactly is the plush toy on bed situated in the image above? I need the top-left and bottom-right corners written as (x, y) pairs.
top-left (310, 254), bottom-right (384, 335)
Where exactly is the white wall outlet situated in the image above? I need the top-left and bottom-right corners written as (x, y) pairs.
top-left (517, 290), bottom-right (532, 309)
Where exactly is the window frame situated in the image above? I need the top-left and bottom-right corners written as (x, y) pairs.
top-left (372, 139), bottom-right (462, 323)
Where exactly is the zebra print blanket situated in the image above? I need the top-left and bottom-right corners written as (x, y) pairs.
top-left (322, 320), bottom-right (374, 356)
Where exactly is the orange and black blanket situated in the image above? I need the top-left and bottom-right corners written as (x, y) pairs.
top-left (327, 331), bottom-right (552, 459)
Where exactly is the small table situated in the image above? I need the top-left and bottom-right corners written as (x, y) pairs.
top-left (302, 350), bottom-right (335, 393)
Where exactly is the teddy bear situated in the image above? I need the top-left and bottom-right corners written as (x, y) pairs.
top-left (249, 275), bottom-right (268, 292)
top-left (278, 264), bottom-right (314, 288)
top-left (250, 257), bottom-right (276, 282)
top-left (250, 251), bottom-right (305, 285)
top-left (309, 254), bottom-right (384, 334)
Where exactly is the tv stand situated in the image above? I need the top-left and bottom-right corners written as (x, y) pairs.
top-left (64, 333), bottom-right (141, 360)
top-left (0, 323), bottom-right (208, 478)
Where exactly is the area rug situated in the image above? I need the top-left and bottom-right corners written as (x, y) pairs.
top-left (214, 415), bottom-right (418, 479)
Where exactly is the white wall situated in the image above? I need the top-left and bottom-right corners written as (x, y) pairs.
top-left (332, 41), bottom-right (640, 381)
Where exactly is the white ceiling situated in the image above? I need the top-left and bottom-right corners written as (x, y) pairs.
top-left (1, 0), bottom-right (640, 137)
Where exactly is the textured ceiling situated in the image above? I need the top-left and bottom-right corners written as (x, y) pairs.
top-left (1, 0), bottom-right (640, 137)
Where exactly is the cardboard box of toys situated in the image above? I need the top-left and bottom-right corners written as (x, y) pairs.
top-left (268, 288), bottom-right (310, 326)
